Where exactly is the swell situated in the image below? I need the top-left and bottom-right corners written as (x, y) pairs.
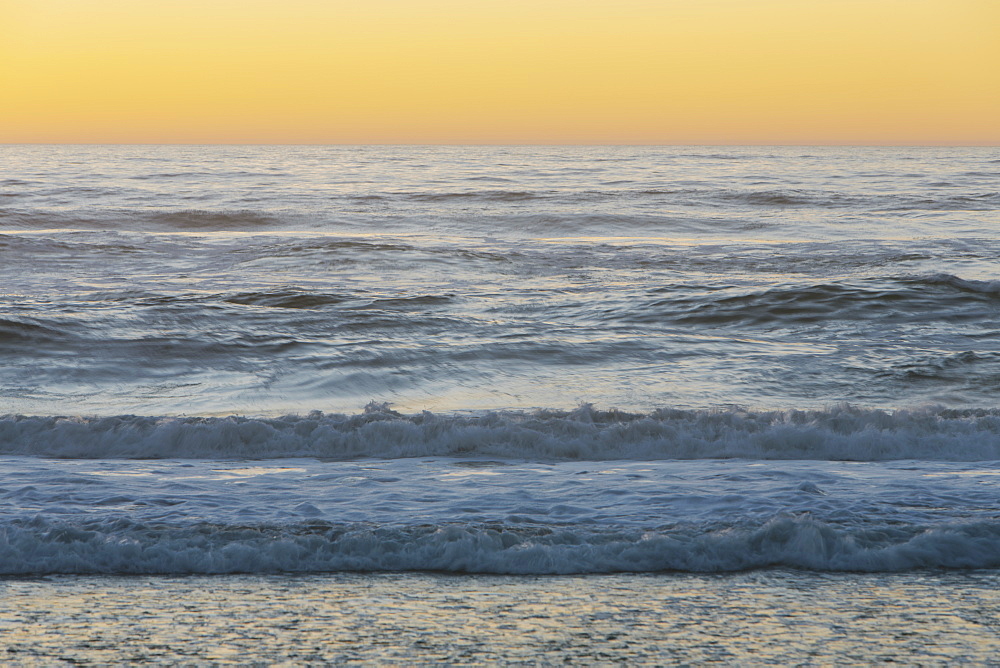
top-left (3, 188), bottom-right (998, 231)
top-left (223, 290), bottom-right (353, 309)
top-left (877, 351), bottom-right (1000, 383)
top-left (389, 190), bottom-right (544, 202)
top-left (0, 208), bottom-right (286, 230)
top-left (223, 290), bottom-right (453, 310)
top-left (4, 404), bottom-right (1000, 461)
top-left (634, 189), bottom-right (1000, 211)
top-left (353, 187), bottom-right (1000, 210)
top-left (0, 317), bottom-right (67, 344)
top-left (2, 515), bottom-right (998, 575)
top-left (321, 188), bottom-right (1000, 211)
top-left (636, 274), bottom-right (1000, 328)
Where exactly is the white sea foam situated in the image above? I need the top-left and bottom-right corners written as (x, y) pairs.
top-left (4, 404), bottom-right (1000, 461)
top-left (3, 450), bottom-right (997, 575)
top-left (3, 516), bottom-right (998, 575)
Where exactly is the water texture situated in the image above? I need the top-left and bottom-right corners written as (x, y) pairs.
top-left (2, 145), bottom-right (998, 415)
top-left (4, 572), bottom-right (1000, 664)
top-left (1, 145), bottom-right (999, 577)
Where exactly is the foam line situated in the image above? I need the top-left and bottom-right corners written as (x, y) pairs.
top-left (4, 404), bottom-right (1000, 461)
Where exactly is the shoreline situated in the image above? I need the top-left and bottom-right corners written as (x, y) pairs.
top-left (4, 570), bottom-right (997, 664)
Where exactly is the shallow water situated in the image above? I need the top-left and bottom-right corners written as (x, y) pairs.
top-left (3, 571), bottom-right (1000, 665)
top-left (3, 455), bottom-right (1000, 576)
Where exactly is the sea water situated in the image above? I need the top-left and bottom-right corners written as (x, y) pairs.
top-left (1, 145), bottom-right (999, 662)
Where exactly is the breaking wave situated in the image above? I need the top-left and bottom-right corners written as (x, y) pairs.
top-left (4, 404), bottom-right (1000, 461)
top-left (3, 516), bottom-right (999, 575)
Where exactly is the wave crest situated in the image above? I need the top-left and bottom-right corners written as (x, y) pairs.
top-left (3, 515), bottom-right (998, 575)
top-left (639, 274), bottom-right (1000, 327)
top-left (4, 404), bottom-right (1000, 461)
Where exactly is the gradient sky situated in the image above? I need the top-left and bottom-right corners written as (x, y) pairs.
top-left (1, 0), bottom-right (997, 144)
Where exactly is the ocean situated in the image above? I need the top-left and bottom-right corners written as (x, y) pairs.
top-left (2, 145), bottom-right (999, 663)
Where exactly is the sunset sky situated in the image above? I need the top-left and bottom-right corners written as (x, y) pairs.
top-left (1, 0), bottom-right (997, 144)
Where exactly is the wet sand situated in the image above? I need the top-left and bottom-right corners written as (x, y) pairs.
top-left (3, 570), bottom-right (999, 665)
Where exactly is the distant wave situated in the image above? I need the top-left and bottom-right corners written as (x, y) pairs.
top-left (3, 187), bottom-right (998, 232)
top-left (882, 192), bottom-right (1000, 211)
top-left (0, 208), bottom-right (286, 230)
top-left (379, 188), bottom-right (1000, 211)
top-left (143, 209), bottom-right (284, 229)
top-left (401, 190), bottom-right (544, 202)
top-left (701, 189), bottom-right (1000, 211)
top-left (878, 350), bottom-right (1000, 382)
top-left (910, 273), bottom-right (1000, 296)
top-left (0, 317), bottom-right (69, 345)
top-left (4, 404), bottom-right (1000, 461)
top-left (223, 290), bottom-right (353, 309)
top-left (3, 515), bottom-right (998, 575)
top-left (634, 274), bottom-right (1000, 328)
top-left (221, 290), bottom-right (453, 310)
top-left (127, 170), bottom-right (286, 180)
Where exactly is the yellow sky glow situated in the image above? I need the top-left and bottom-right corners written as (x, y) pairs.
top-left (1, 0), bottom-right (997, 144)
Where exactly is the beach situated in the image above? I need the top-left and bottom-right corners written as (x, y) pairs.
top-left (4, 571), bottom-right (1000, 664)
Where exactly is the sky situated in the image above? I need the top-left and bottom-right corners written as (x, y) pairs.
top-left (1, 0), bottom-right (997, 144)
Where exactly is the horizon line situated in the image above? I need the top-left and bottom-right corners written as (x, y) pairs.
top-left (3, 142), bottom-right (998, 148)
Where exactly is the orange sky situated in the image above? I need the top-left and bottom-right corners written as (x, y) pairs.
top-left (1, 0), bottom-right (997, 144)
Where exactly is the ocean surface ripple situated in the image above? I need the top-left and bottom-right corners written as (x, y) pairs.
top-left (2, 145), bottom-right (999, 576)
